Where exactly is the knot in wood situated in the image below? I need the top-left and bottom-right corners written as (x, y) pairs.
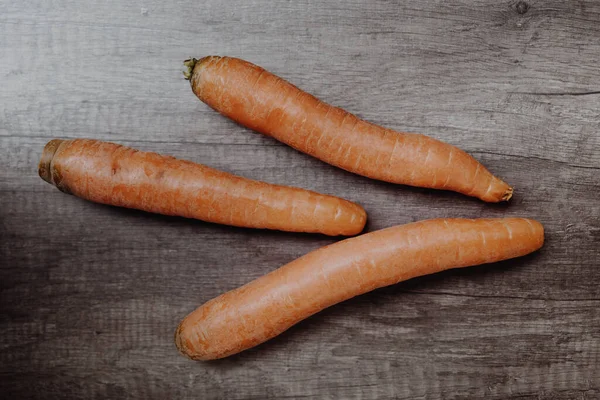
top-left (515, 1), bottom-right (529, 14)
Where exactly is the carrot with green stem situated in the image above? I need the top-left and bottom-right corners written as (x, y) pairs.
top-left (38, 139), bottom-right (366, 236)
top-left (184, 56), bottom-right (513, 203)
top-left (175, 217), bottom-right (544, 360)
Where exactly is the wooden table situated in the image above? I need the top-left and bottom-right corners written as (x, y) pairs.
top-left (1, 0), bottom-right (599, 398)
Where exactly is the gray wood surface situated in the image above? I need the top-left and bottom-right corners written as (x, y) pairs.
top-left (1, 0), bottom-right (599, 398)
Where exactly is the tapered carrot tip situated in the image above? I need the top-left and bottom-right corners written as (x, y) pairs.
top-left (38, 139), bottom-right (64, 184)
top-left (479, 176), bottom-right (513, 202)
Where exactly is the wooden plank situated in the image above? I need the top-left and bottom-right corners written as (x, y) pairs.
top-left (1, 0), bottom-right (599, 399)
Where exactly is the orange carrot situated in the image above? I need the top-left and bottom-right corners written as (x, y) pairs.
top-left (38, 139), bottom-right (366, 236)
top-left (184, 56), bottom-right (513, 203)
top-left (175, 218), bottom-right (543, 360)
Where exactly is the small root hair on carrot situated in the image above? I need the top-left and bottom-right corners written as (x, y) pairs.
top-left (503, 187), bottom-right (514, 201)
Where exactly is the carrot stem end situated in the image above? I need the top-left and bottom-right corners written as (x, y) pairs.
top-left (38, 139), bottom-right (64, 184)
top-left (183, 58), bottom-right (198, 80)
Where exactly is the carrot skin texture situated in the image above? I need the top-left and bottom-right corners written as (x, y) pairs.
top-left (38, 139), bottom-right (366, 236)
top-left (175, 218), bottom-right (544, 360)
top-left (189, 56), bottom-right (513, 202)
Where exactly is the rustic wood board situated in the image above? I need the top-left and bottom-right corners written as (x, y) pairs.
top-left (1, 0), bottom-right (599, 398)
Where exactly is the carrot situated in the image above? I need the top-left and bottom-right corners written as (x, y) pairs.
top-left (175, 217), bottom-right (543, 360)
top-left (38, 139), bottom-right (366, 236)
top-left (184, 56), bottom-right (513, 203)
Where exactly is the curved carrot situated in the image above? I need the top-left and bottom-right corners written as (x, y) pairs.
top-left (175, 218), bottom-right (543, 360)
top-left (185, 56), bottom-right (513, 203)
top-left (38, 139), bottom-right (366, 236)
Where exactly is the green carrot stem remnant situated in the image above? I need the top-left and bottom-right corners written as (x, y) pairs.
top-left (183, 58), bottom-right (198, 80)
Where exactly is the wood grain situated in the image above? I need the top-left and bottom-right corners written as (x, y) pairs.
top-left (1, 0), bottom-right (599, 398)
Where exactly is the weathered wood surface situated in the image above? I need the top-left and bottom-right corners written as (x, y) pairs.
top-left (1, 0), bottom-right (599, 398)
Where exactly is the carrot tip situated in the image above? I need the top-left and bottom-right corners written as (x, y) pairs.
top-left (38, 139), bottom-right (64, 185)
top-left (502, 187), bottom-right (514, 201)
